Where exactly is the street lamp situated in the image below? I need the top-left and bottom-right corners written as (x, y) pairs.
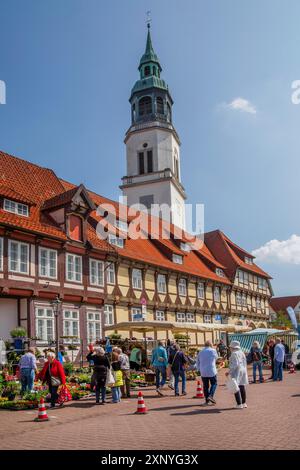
top-left (51, 296), bottom-right (62, 359)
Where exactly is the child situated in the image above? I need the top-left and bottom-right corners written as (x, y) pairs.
top-left (111, 350), bottom-right (123, 403)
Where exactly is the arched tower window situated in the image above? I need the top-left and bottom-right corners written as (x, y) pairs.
top-left (139, 96), bottom-right (152, 116)
top-left (167, 102), bottom-right (172, 122)
top-left (132, 103), bottom-right (136, 122)
top-left (153, 66), bottom-right (157, 76)
top-left (174, 150), bottom-right (179, 180)
top-left (156, 97), bottom-right (164, 114)
top-left (144, 66), bottom-right (151, 77)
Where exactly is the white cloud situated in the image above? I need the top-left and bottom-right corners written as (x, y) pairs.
top-left (252, 234), bottom-right (300, 265)
top-left (225, 97), bottom-right (257, 114)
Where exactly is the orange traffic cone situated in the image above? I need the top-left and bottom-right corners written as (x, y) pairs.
top-left (289, 363), bottom-right (296, 374)
top-left (134, 391), bottom-right (148, 414)
top-left (193, 380), bottom-right (204, 398)
top-left (34, 397), bottom-right (49, 422)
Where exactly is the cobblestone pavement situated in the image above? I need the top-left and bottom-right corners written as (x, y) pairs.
top-left (1, 369), bottom-right (299, 450)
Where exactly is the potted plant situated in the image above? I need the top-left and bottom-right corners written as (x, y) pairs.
top-left (10, 327), bottom-right (27, 352)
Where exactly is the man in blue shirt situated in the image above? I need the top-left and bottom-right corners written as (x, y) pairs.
top-left (273, 338), bottom-right (285, 382)
top-left (197, 341), bottom-right (218, 404)
top-left (19, 347), bottom-right (37, 394)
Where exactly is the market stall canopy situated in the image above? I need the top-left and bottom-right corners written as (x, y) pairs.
top-left (104, 321), bottom-right (251, 334)
top-left (229, 328), bottom-right (297, 353)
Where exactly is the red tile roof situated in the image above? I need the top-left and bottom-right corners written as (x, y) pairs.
top-left (204, 230), bottom-right (271, 279)
top-left (0, 150), bottom-right (270, 284)
top-left (270, 296), bottom-right (300, 312)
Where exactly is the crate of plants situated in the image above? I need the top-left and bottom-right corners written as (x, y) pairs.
top-left (69, 384), bottom-right (90, 400)
top-left (130, 372), bottom-right (147, 387)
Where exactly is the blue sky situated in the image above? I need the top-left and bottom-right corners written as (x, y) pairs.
top-left (1, 0), bottom-right (300, 295)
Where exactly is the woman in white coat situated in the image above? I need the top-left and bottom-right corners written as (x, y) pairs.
top-left (226, 340), bottom-right (249, 409)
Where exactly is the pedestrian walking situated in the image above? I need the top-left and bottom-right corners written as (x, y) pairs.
top-left (118, 346), bottom-right (131, 398)
top-left (129, 345), bottom-right (142, 371)
top-left (226, 340), bottom-right (248, 409)
top-left (86, 346), bottom-right (110, 405)
top-left (249, 341), bottom-right (264, 383)
top-left (151, 341), bottom-right (168, 396)
top-left (37, 351), bottom-right (66, 408)
top-left (19, 347), bottom-right (37, 394)
top-left (273, 338), bottom-right (285, 382)
top-left (168, 343), bottom-right (187, 396)
top-left (196, 340), bottom-right (218, 405)
top-left (166, 339), bottom-right (176, 390)
top-left (268, 339), bottom-right (275, 380)
top-left (111, 349), bottom-right (123, 403)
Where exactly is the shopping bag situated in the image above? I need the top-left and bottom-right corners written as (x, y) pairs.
top-left (105, 367), bottom-right (115, 387)
top-left (57, 384), bottom-right (72, 404)
top-left (226, 376), bottom-right (239, 394)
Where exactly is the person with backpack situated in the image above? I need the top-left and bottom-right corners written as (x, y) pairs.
top-left (249, 341), bottom-right (264, 383)
top-left (168, 343), bottom-right (187, 397)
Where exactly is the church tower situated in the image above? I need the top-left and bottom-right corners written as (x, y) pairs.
top-left (120, 24), bottom-right (186, 229)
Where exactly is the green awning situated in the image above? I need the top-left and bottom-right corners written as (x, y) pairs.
top-left (228, 333), bottom-right (268, 353)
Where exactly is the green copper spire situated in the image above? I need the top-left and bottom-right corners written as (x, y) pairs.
top-left (139, 24), bottom-right (161, 71)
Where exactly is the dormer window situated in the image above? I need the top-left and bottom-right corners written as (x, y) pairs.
top-left (180, 242), bottom-right (191, 252)
top-left (4, 199), bottom-right (29, 217)
top-left (108, 233), bottom-right (124, 248)
top-left (115, 219), bottom-right (128, 233)
top-left (245, 256), bottom-right (253, 265)
top-left (172, 254), bottom-right (183, 264)
top-left (216, 268), bottom-right (225, 277)
top-left (69, 214), bottom-right (83, 242)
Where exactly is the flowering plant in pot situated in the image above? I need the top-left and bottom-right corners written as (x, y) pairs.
top-left (10, 327), bottom-right (27, 353)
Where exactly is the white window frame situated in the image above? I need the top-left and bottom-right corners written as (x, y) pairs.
top-left (180, 242), bottom-right (191, 252)
top-left (157, 274), bottom-right (167, 294)
top-left (245, 256), bottom-right (253, 265)
top-left (132, 307), bottom-right (143, 322)
top-left (108, 233), bottom-right (124, 248)
top-left (35, 307), bottom-right (55, 343)
top-left (236, 292), bottom-right (242, 306)
top-left (242, 294), bottom-right (247, 307)
top-left (4, 198), bottom-right (29, 217)
top-left (172, 254), bottom-right (183, 264)
top-left (132, 268), bottom-right (142, 290)
top-left (204, 314), bottom-right (212, 324)
top-left (106, 262), bottom-right (115, 285)
top-left (87, 311), bottom-right (102, 343)
top-left (0, 237), bottom-right (3, 271)
top-left (63, 310), bottom-right (80, 341)
top-left (214, 286), bottom-right (221, 302)
top-left (256, 298), bottom-right (261, 310)
top-left (176, 312), bottom-right (186, 323)
top-left (197, 282), bottom-right (205, 299)
top-left (156, 310), bottom-right (165, 321)
top-left (258, 277), bottom-right (265, 290)
top-left (89, 258), bottom-right (104, 286)
top-left (39, 247), bottom-right (57, 279)
top-left (186, 312), bottom-right (195, 323)
top-left (8, 239), bottom-right (29, 274)
top-left (66, 253), bottom-right (82, 283)
top-left (104, 304), bottom-right (114, 326)
top-left (216, 268), bottom-right (225, 277)
top-left (178, 278), bottom-right (187, 296)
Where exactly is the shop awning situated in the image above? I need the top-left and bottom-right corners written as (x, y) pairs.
top-left (104, 320), bottom-right (251, 334)
top-left (228, 328), bottom-right (296, 353)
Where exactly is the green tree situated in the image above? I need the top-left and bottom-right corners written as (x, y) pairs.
top-left (270, 310), bottom-right (292, 329)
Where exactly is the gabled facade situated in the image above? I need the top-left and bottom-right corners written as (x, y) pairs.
top-left (0, 151), bottom-right (112, 356)
top-left (205, 230), bottom-right (273, 329)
